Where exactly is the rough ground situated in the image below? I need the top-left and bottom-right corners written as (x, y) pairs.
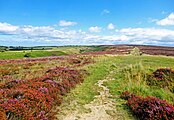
top-left (56, 72), bottom-right (125, 120)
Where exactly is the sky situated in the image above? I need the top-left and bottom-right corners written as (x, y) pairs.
top-left (0, 0), bottom-right (174, 46)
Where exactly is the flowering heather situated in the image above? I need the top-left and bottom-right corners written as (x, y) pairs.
top-left (0, 108), bottom-right (6, 120)
top-left (67, 56), bottom-right (94, 67)
top-left (147, 68), bottom-right (174, 93)
top-left (0, 56), bottom-right (66, 65)
top-left (152, 68), bottom-right (174, 80)
top-left (121, 91), bottom-right (174, 120)
top-left (0, 66), bottom-right (85, 120)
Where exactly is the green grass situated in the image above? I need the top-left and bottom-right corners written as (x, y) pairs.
top-left (53, 46), bottom-right (107, 54)
top-left (0, 50), bottom-right (67, 59)
top-left (62, 56), bottom-right (115, 105)
top-left (104, 55), bottom-right (174, 117)
top-left (59, 55), bottom-right (174, 119)
top-left (79, 46), bottom-right (106, 53)
top-left (53, 46), bottom-right (88, 54)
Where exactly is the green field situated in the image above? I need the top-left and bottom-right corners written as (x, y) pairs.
top-left (0, 46), bottom-right (92, 59)
top-left (0, 50), bottom-right (67, 59)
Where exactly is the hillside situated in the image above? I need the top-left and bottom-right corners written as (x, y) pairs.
top-left (0, 45), bottom-right (174, 120)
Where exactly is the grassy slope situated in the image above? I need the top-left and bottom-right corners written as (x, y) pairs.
top-left (57, 55), bottom-right (134, 119)
top-left (58, 55), bottom-right (174, 119)
top-left (0, 50), bottom-right (67, 59)
top-left (53, 46), bottom-right (87, 54)
top-left (61, 56), bottom-right (113, 105)
top-left (104, 55), bottom-right (174, 119)
top-left (105, 55), bottom-right (174, 101)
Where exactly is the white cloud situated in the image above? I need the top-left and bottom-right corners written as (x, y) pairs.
top-left (85, 27), bottom-right (174, 45)
top-left (101, 9), bottom-right (110, 15)
top-left (0, 22), bottom-right (19, 34)
top-left (119, 28), bottom-right (174, 45)
top-left (59, 20), bottom-right (77, 27)
top-left (89, 26), bottom-right (102, 33)
top-left (97, 35), bottom-right (129, 41)
top-left (21, 26), bottom-right (54, 36)
top-left (156, 13), bottom-right (174, 26)
top-left (120, 28), bottom-right (174, 37)
top-left (107, 23), bottom-right (115, 30)
top-left (0, 22), bottom-right (83, 44)
top-left (1, 22), bottom-right (174, 46)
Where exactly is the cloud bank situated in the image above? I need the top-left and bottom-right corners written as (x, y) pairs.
top-left (0, 22), bottom-right (174, 46)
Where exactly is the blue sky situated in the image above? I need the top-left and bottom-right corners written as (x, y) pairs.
top-left (0, 0), bottom-right (174, 46)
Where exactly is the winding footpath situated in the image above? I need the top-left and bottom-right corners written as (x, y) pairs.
top-left (56, 72), bottom-right (125, 120)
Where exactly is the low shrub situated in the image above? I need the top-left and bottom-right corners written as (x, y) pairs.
top-left (120, 91), bottom-right (174, 120)
top-left (0, 67), bottom-right (85, 120)
top-left (67, 56), bottom-right (94, 67)
top-left (120, 91), bottom-right (135, 100)
top-left (147, 68), bottom-right (174, 92)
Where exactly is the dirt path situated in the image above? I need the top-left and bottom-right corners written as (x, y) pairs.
top-left (56, 72), bottom-right (125, 120)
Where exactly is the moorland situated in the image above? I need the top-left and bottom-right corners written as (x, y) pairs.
top-left (0, 45), bottom-right (174, 120)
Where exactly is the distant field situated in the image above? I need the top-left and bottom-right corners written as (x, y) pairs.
top-left (1, 45), bottom-right (174, 60)
top-left (0, 46), bottom-right (88, 60)
top-left (0, 50), bottom-right (67, 59)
